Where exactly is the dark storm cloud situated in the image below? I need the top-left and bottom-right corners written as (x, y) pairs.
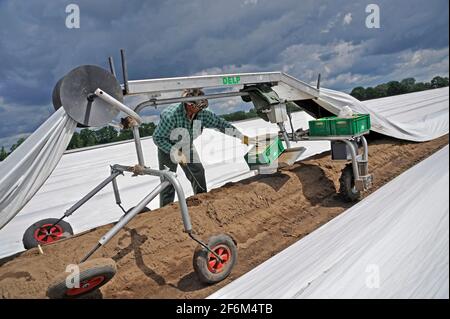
top-left (0, 0), bottom-right (448, 143)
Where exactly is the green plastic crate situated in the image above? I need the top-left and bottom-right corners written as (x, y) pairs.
top-left (309, 114), bottom-right (371, 136)
top-left (308, 117), bottom-right (333, 136)
top-left (331, 114), bottom-right (371, 135)
top-left (245, 136), bottom-right (285, 165)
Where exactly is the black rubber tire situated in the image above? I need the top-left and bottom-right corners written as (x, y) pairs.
top-left (22, 218), bottom-right (73, 249)
top-left (193, 234), bottom-right (237, 284)
top-left (125, 206), bottom-right (151, 215)
top-left (339, 164), bottom-right (362, 202)
top-left (47, 258), bottom-right (116, 299)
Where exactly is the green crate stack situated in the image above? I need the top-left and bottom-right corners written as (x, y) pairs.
top-left (309, 114), bottom-right (371, 137)
top-left (308, 117), bottom-right (334, 136)
top-left (331, 114), bottom-right (371, 135)
top-left (245, 136), bottom-right (285, 165)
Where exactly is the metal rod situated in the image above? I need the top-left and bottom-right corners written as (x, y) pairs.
top-left (361, 136), bottom-right (369, 161)
top-left (277, 122), bottom-right (291, 149)
top-left (108, 56), bottom-right (116, 77)
top-left (317, 73), bottom-right (321, 90)
top-left (94, 88), bottom-right (143, 124)
top-left (112, 164), bottom-right (193, 232)
top-left (118, 203), bottom-right (127, 214)
top-left (134, 91), bottom-right (250, 113)
top-left (120, 49), bottom-right (129, 94)
top-left (126, 72), bottom-right (319, 98)
top-left (188, 233), bottom-right (223, 263)
top-left (64, 171), bottom-right (122, 217)
top-left (132, 126), bottom-right (146, 166)
top-left (342, 140), bottom-right (360, 180)
top-left (154, 169), bottom-right (192, 232)
top-left (287, 107), bottom-right (297, 142)
top-left (111, 175), bottom-right (121, 205)
top-left (98, 181), bottom-right (171, 246)
top-left (113, 164), bottom-right (170, 178)
top-left (80, 243), bottom-right (101, 263)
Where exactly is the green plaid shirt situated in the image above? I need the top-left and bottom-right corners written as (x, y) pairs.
top-left (153, 103), bottom-right (243, 154)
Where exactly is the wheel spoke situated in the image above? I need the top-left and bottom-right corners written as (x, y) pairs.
top-left (208, 259), bottom-right (217, 269)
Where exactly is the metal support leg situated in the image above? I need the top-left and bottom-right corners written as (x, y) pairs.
top-left (278, 122), bottom-right (291, 149)
top-left (98, 181), bottom-right (170, 247)
top-left (342, 140), bottom-right (360, 180)
top-left (63, 170), bottom-right (122, 218)
top-left (111, 170), bottom-right (127, 214)
top-left (111, 171), bottom-right (122, 205)
top-left (361, 136), bottom-right (369, 161)
top-left (132, 126), bottom-right (146, 166)
top-left (188, 232), bottom-right (223, 263)
top-left (112, 164), bottom-right (194, 233)
top-left (50, 170), bottom-right (123, 231)
top-left (80, 165), bottom-right (196, 263)
top-left (157, 169), bottom-right (193, 233)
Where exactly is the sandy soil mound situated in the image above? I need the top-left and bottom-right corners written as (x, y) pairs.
top-left (0, 134), bottom-right (448, 298)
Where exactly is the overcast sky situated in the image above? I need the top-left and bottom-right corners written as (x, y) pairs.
top-left (0, 0), bottom-right (448, 148)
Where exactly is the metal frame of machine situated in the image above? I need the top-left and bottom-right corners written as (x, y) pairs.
top-left (26, 50), bottom-right (372, 298)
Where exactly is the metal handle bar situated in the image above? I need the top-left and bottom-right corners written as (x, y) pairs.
top-left (94, 88), bottom-right (144, 125)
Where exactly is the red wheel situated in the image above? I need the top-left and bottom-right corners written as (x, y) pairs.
top-left (47, 258), bottom-right (116, 299)
top-left (23, 218), bottom-right (73, 249)
top-left (33, 224), bottom-right (64, 244)
top-left (207, 244), bottom-right (232, 274)
top-left (193, 234), bottom-right (237, 284)
top-left (65, 275), bottom-right (105, 297)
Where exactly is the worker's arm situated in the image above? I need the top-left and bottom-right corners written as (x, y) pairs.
top-left (153, 115), bottom-right (176, 154)
top-left (201, 110), bottom-right (248, 142)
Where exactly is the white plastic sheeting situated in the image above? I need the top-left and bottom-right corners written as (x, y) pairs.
top-left (209, 146), bottom-right (449, 299)
top-left (0, 111), bottom-right (329, 259)
top-left (317, 87), bottom-right (449, 142)
top-left (0, 108), bottom-right (76, 230)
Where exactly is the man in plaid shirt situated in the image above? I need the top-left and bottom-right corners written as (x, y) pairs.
top-left (153, 88), bottom-right (250, 207)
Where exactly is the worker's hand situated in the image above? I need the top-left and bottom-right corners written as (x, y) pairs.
top-left (242, 135), bottom-right (257, 146)
top-left (176, 150), bottom-right (188, 166)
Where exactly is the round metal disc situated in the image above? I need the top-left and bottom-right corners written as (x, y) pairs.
top-left (53, 76), bottom-right (88, 128)
top-left (52, 77), bottom-right (64, 111)
top-left (59, 65), bottom-right (123, 127)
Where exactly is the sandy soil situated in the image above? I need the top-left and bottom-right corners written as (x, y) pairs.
top-left (0, 134), bottom-right (448, 299)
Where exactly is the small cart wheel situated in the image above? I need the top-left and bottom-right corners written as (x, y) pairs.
top-left (339, 164), bottom-right (361, 202)
top-left (193, 234), bottom-right (237, 284)
top-left (47, 258), bottom-right (116, 299)
top-left (23, 218), bottom-right (73, 249)
top-left (125, 206), bottom-right (151, 216)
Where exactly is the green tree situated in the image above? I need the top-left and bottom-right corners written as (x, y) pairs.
top-left (139, 122), bottom-right (156, 137)
top-left (10, 137), bottom-right (26, 152)
top-left (431, 76), bottom-right (449, 89)
top-left (373, 84), bottom-right (388, 98)
top-left (67, 132), bottom-right (83, 150)
top-left (400, 78), bottom-right (416, 92)
top-left (386, 81), bottom-right (404, 96)
top-left (0, 146), bottom-right (8, 161)
top-left (95, 126), bottom-right (118, 144)
top-left (413, 82), bottom-right (431, 91)
top-left (116, 128), bottom-right (134, 141)
top-left (79, 129), bottom-right (97, 147)
top-left (365, 87), bottom-right (378, 100)
top-left (350, 86), bottom-right (366, 100)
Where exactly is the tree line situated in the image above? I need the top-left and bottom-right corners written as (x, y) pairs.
top-left (1, 75), bottom-right (448, 161)
top-left (67, 122), bottom-right (156, 150)
top-left (350, 76), bottom-right (449, 101)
